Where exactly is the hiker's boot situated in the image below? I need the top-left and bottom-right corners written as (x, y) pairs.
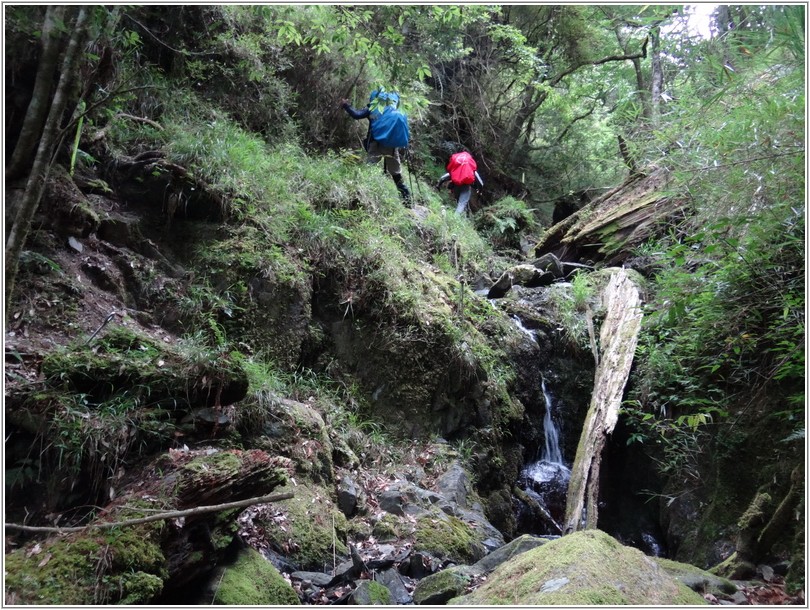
top-left (393, 174), bottom-right (412, 206)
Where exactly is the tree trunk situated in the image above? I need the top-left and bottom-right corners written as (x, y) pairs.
top-left (4, 7), bottom-right (90, 319)
top-left (649, 25), bottom-right (663, 124)
top-left (6, 6), bottom-right (67, 182)
top-left (563, 269), bottom-right (643, 534)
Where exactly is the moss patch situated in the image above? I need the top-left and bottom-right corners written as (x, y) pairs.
top-left (4, 525), bottom-right (167, 605)
top-left (213, 547), bottom-right (300, 605)
top-left (413, 567), bottom-right (472, 605)
top-left (655, 557), bottom-right (737, 595)
top-left (258, 482), bottom-right (348, 570)
top-left (450, 529), bottom-right (706, 606)
top-left (414, 513), bottom-right (486, 564)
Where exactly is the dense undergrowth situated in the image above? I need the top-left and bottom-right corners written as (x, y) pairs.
top-left (3, 3), bottom-right (805, 602)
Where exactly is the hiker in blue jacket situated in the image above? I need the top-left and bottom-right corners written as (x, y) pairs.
top-left (340, 95), bottom-right (411, 203)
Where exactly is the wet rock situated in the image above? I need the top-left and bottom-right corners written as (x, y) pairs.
top-left (487, 272), bottom-right (512, 298)
top-left (182, 407), bottom-right (232, 426)
top-left (470, 534), bottom-right (548, 575)
top-left (511, 264), bottom-right (543, 286)
top-left (472, 274), bottom-right (493, 295)
top-left (399, 550), bottom-right (442, 579)
top-left (436, 462), bottom-right (471, 509)
top-left (290, 571), bottom-right (333, 587)
top-left (730, 590), bottom-right (749, 604)
top-left (260, 547), bottom-right (299, 574)
top-left (758, 564), bottom-right (775, 582)
top-left (378, 486), bottom-right (429, 518)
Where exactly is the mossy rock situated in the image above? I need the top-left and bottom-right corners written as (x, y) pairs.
top-left (708, 551), bottom-right (757, 580)
top-left (258, 482), bottom-right (348, 570)
top-left (655, 557), bottom-right (737, 596)
top-left (372, 512), bottom-right (408, 541)
top-left (40, 325), bottom-right (248, 407)
top-left (208, 547), bottom-right (300, 605)
top-left (5, 524), bottom-right (167, 605)
top-left (450, 530), bottom-right (707, 605)
top-left (192, 225), bottom-right (313, 370)
top-left (351, 579), bottom-right (392, 605)
top-left (414, 512), bottom-right (487, 565)
top-left (413, 566), bottom-right (474, 605)
top-left (5, 448), bottom-right (290, 605)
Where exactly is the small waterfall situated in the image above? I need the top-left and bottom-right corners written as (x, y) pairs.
top-left (510, 315), bottom-right (537, 342)
top-left (540, 379), bottom-right (563, 465)
top-left (515, 379), bottom-right (571, 536)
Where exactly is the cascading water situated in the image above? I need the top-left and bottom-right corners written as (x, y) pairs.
top-left (515, 379), bottom-right (571, 536)
top-left (540, 380), bottom-right (563, 465)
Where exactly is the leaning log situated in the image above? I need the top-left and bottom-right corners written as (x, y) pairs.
top-left (563, 269), bottom-right (643, 534)
top-left (4, 448), bottom-right (293, 605)
top-left (534, 168), bottom-right (691, 266)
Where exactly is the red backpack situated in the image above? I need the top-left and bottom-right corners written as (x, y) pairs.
top-left (447, 152), bottom-right (477, 185)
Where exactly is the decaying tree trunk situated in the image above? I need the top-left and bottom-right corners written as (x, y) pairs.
top-left (533, 167), bottom-right (691, 267)
top-left (563, 269), bottom-right (643, 534)
top-left (4, 448), bottom-right (293, 605)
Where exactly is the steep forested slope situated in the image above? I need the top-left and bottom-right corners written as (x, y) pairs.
top-left (4, 5), bottom-right (804, 605)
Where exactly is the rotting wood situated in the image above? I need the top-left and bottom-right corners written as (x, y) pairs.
top-left (563, 268), bottom-right (643, 534)
top-left (5, 491), bottom-right (294, 534)
top-left (533, 167), bottom-right (690, 266)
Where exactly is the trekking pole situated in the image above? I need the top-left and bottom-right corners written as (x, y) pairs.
top-left (406, 148), bottom-right (423, 203)
top-left (406, 148), bottom-right (415, 201)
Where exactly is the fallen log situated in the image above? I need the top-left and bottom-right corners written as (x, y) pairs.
top-left (563, 269), bottom-right (643, 534)
top-left (534, 168), bottom-right (691, 266)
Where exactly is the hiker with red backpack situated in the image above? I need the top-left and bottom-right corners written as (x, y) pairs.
top-left (437, 150), bottom-right (484, 215)
top-left (340, 88), bottom-right (411, 204)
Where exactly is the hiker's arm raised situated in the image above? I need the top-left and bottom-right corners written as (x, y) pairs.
top-left (341, 101), bottom-right (370, 120)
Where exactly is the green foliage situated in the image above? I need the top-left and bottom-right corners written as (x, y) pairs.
top-left (570, 271), bottom-right (594, 312)
top-left (546, 279), bottom-right (593, 353)
top-left (475, 196), bottom-right (538, 252)
top-left (622, 402), bottom-right (709, 488)
top-left (623, 14), bottom-right (804, 487)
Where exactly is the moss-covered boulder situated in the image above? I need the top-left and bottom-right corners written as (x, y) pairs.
top-left (40, 325), bottom-right (249, 408)
top-left (413, 566), bottom-right (475, 605)
top-left (248, 398), bottom-right (336, 485)
top-left (413, 511), bottom-right (487, 565)
top-left (4, 524), bottom-right (167, 605)
top-left (254, 482), bottom-right (348, 570)
top-left (655, 557), bottom-right (737, 596)
top-left (350, 579), bottom-right (392, 605)
top-left (450, 530), bottom-right (707, 605)
top-left (206, 547), bottom-right (300, 605)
